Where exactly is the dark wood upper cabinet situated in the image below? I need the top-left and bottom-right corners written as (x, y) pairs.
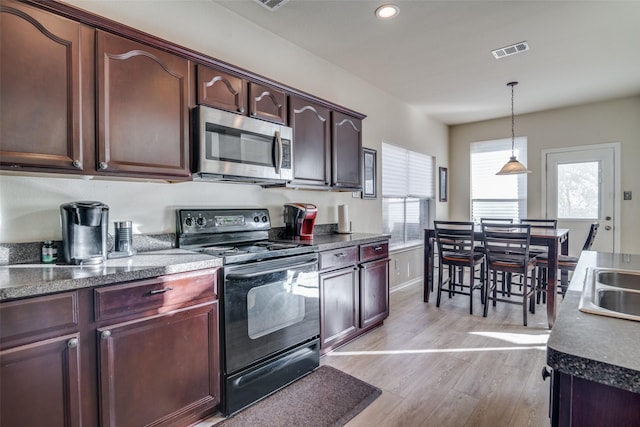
top-left (96, 31), bottom-right (191, 179)
top-left (289, 96), bottom-right (331, 186)
top-left (196, 65), bottom-right (247, 114)
top-left (332, 112), bottom-right (363, 190)
top-left (248, 82), bottom-right (287, 124)
top-left (196, 64), bottom-right (287, 125)
top-left (0, 0), bottom-right (93, 173)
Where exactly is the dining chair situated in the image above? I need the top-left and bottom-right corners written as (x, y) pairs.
top-left (482, 223), bottom-right (537, 326)
top-left (519, 218), bottom-right (558, 300)
top-left (536, 222), bottom-right (599, 298)
top-left (433, 221), bottom-right (485, 315)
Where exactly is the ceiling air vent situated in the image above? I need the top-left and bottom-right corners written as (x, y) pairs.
top-left (253, 0), bottom-right (290, 11)
top-left (491, 41), bottom-right (529, 59)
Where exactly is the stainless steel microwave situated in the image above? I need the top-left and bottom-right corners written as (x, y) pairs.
top-left (194, 106), bottom-right (293, 184)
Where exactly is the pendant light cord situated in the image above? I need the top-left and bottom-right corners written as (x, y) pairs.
top-left (508, 81), bottom-right (518, 156)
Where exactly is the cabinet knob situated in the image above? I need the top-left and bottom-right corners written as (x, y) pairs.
top-left (99, 162), bottom-right (108, 170)
top-left (72, 160), bottom-right (82, 169)
top-left (238, 107), bottom-right (245, 113)
top-left (101, 330), bottom-right (111, 340)
top-left (541, 366), bottom-right (552, 381)
top-left (67, 338), bottom-right (79, 348)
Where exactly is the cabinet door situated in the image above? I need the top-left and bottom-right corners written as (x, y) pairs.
top-left (1, 333), bottom-right (81, 427)
top-left (331, 112), bottom-right (362, 189)
top-left (289, 96), bottom-right (331, 186)
top-left (96, 31), bottom-right (191, 178)
top-left (98, 302), bottom-right (219, 427)
top-left (248, 82), bottom-right (287, 124)
top-left (196, 65), bottom-right (246, 114)
top-left (360, 258), bottom-right (390, 329)
top-left (319, 267), bottom-right (359, 352)
top-left (0, 0), bottom-right (92, 173)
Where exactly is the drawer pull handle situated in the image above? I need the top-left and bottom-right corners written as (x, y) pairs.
top-left (334, 253), bottom-right (345, 258)
top-left (148, 287), bottom-right (174, 295)
top-left (67, 338), bottom-right (79, 348)
top-left (101, 331), bottom-right (111, 340)
top-left (374, 246), bottom-right (383, 251)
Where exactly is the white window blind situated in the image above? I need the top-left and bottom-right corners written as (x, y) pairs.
top-left (382, 143), bottom-right (433, 198)
top-left (382, 142), bottom-right (433, 248)
top-left (470, 137), bottom-right (527, 222)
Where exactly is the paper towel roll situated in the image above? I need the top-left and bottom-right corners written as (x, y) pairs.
top-left (338, 205), bottom-right (350, 233)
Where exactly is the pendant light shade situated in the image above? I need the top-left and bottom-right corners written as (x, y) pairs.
top-left (496, 81), bottom-right (531, 175)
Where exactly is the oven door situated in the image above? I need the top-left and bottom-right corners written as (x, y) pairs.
top-left (222, 253), bottom-right (319, 374)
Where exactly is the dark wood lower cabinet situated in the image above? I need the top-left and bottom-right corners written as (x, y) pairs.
top-left (0, 268), bottom-right (220, 427)
top-left (319, 241), bottom-right (390, 354)
top-left (98, 302), bottom-right (219, 427)
top-left (0, 333), bottom-right (81, 427)
top-left (360, 257), bottom-right (390, 329)
top-left (319, 266), bottom-right (360, 351)
top-left (552, 370), bottom-right (640, 426)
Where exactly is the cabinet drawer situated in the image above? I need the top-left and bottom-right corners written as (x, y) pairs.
top-left (94, 268), bottom-right (218, 321)
top-left (319, 246), bottom-right (358, 271)
top-left (0, 292), bottom-right (78, 345)
top-left (360, 241), bottom-right (389, 263)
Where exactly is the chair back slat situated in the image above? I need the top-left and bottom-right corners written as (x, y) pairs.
top-left (520, 218), bottom-right (558, 229)
top-left (434, 221), bottom-right (476, 256)
top-left (481, 223), bottom-right (532, 265)
top-left (480, 217), bottom-right (514, 225)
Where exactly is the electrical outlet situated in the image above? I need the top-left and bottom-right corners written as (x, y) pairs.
top-left (623, 191), bottom-right (632, 200)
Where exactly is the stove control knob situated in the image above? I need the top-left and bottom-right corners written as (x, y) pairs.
top-left (253, 216), bottom-right (260, 223)
top-left (261, 216), bottom-right (268, 222)
top-left (184, 217), bottom-right (194, 227)
top-left (196, 216), bottom-right (206, 227)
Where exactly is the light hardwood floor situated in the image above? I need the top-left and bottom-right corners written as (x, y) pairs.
top-left (199, 280), bottom-right (554, 427)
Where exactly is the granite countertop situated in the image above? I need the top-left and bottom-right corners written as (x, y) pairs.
top-left (0, 233), bottom-right (390, 302)
top-left (547, 250), bottom-right (640, 394)
top-left (0, 249), bottom-right (222, 301)
top-left (277, 233), bottom-right (390, 252)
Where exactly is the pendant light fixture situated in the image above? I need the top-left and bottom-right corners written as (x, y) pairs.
top-left (496, 81), bottom-right (531, 175)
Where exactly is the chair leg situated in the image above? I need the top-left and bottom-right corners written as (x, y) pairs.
top-left (436, 262), bottom-right (443, 307)
top-left (483, 269), bottom-right (491, 317)
top-left (468, 266), bottom-right (475, 315)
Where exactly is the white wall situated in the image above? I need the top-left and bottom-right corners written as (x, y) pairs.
top-left (449, 95), bottom-right (640, 254)
top-left (0, 0), bottom-right (448, 243)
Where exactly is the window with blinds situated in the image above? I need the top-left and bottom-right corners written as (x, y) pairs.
top-left (470, 137), bottom-right (528, 222)
top-left (382, 143), bottom-right (433, 248)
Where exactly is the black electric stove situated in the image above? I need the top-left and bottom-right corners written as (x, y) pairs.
top-left (176, 208), bottom-right (321, 416)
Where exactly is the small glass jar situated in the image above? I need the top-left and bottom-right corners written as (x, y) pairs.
top-left (41, 240), bottom-right (57, 264)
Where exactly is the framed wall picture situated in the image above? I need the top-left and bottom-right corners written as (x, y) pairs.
top-left (439, 167), bottom-right (448, 202)
top-left (362, 148), bottom-right (377, 199)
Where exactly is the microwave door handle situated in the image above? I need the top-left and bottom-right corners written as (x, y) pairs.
top-left (274, 130), bottom-right (282, 174)
top-left (226, 260), bottom-right (317, 280)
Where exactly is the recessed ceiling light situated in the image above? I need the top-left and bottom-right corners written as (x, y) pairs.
top-left (375, 4), bottom-right (399, 19)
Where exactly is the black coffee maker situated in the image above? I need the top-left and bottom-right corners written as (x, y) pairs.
top-left (60, 201), bottom-right (109, 265)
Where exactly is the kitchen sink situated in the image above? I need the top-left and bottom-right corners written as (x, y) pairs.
top-left (596, 271), bottom-right (640, 291)
top-left (579, 268), bottom-right (640, 321)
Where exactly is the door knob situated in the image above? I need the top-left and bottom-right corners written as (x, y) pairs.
top-left (605, 225), bottom-right (612, 231)
top-left (605, 216), bottom-right (612, 221)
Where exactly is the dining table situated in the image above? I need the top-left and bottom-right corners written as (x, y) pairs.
top-left (423, 226), bottom-right (570, 329)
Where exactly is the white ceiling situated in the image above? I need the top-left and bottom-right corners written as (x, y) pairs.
top-left (213, 0), bottom-right (640, 125)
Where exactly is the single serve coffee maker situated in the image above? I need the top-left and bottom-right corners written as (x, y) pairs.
top-left (284, 203), bottom-right (317, 240)
top-left (60, 201), bottom-right (109, 265)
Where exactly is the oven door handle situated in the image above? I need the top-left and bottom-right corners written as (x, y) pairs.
top-left (226, 260), bottom-right (317, 280)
